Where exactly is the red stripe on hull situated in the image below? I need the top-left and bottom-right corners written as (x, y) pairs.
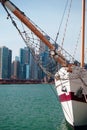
top-left (59, 92), bottom-right (87, 103)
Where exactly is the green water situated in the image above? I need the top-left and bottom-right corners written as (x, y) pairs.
top-left (0, 84), bottom-right (72, 130)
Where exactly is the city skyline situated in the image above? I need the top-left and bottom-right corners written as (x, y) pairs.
top-left (0, 46), bottom-right (39, 80)
top-left (0, 42), bottom-right (57, 81)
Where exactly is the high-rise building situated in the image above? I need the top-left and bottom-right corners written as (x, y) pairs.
top-left (39, 35), bottom-right (50, 80)
top-left (11, 60), bottom-right (20, 79)
top-left (29, 51), bottom-right (38, 80)
top-left (19, 46), bottom-right (39, 80)
top-left (26, 64), bottom-right (30, 79)
top-left (15, 56), bottom-right (19, 61)
top-left (8, 49), bottom-right (12, 79)
top-left (0, 46), bottom-right (12, 79)
top-left (0, 48), bottom-right (2, 79)
top-left (20, 47), bottom-right (30, 79)
top-left (39, 35), bottom-right (50, 53)
top-left (20, 47), bottom-right (30, 65)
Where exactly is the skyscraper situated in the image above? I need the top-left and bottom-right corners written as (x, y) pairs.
top-left (0, 46), bottom-right (12, 79)
top-left (19, 46), bottom-right (39, 80)
top-left (20, 47), bottom-right (30, 79)
top-left (39, 35), bottom-right (50, 53)
top-left (11, 60), bottom-right (20, 79)
top-left (0, 48), bottom-right (2, 79)
top-left (29, 50), bottom-right (38, 80)
top-left (20, 47), bottom-right (30, 65)
top-left (39, 35), bottom-right (50, 80)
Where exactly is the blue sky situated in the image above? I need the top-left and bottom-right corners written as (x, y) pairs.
top-left (0, 0), bottom-right (86, 61)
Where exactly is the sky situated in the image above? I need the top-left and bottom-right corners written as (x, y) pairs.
top-left (0, 0), bottom-right (86, 62)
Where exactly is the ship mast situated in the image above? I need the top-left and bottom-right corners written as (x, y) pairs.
top-left (81, 0), bottom-right (85, 67)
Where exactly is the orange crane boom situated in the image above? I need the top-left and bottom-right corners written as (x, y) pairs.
top-left (0, 0), bottom-right (67, 66)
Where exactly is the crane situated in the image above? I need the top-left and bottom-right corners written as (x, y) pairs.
top-left (0, 0), bottom-right (74, 67)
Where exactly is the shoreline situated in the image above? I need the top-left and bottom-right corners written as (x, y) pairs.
top-left (0, 79), bottom-right (42, 84)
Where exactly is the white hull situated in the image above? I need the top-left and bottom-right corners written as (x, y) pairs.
top-left (55, 66), bottom-right (87, 127)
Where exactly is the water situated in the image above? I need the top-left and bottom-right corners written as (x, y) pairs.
top-left (0, 84), bottom-right (72, 130)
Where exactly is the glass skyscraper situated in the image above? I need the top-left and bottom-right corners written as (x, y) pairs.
top-left (0, 46), bottom-right (12, 79)
top-left (20, 47), bottom-right (30, 79)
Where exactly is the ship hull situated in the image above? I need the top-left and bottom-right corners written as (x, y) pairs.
top-left (55, 66), bottom-right (87, 128)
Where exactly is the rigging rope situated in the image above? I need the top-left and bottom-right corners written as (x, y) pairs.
top-left (2, 4), bottom-right (58, 78)
top-left (2, 3), bottom-right (28, 44)
top-left (2, 2), bottom-right (80, 79)
top-left (61, 0), bottom-right (72, 49)
top-left (73, 28), bottom-right (81, 60)
top-left (55, 0), bottom-right (68, 43)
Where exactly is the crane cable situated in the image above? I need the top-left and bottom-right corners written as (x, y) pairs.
top-left (55, 0), bottom-right (68, 43)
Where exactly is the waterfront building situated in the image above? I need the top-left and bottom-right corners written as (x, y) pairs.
top-left (0, 46), bottom-right (12, 79)
top-left (19, 46), bottom-right (39, 80)
top-left (39, 35), bottom-right (50, 53)
top-left (39, 51), bottom-right (49, 79)
top-left (8, 49), bottom-right (12, 79)
top-left (39, 35), bottom-right (59, 81)
top-left (39, 35), bottom-right (50, 81)
top-left (11, 60), bottom-right (20, 79)
top-left (15, 56), bottom-right (19, 61)
top-left (29, 49), bottom-right (38, 80)
top-left (25, 64), bottom-right (30, 79)
top-left (0, 48), bottom-right (2, 79)
top-left (20, 47), bottom-right (30, 65)
top-left (20, 47), bottom-right (30, 79)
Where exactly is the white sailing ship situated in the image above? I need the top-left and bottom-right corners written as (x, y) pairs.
top-left (0, 0), bottom-right (87, 129)
top-left (55, 0), bottom-right (87, 128)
